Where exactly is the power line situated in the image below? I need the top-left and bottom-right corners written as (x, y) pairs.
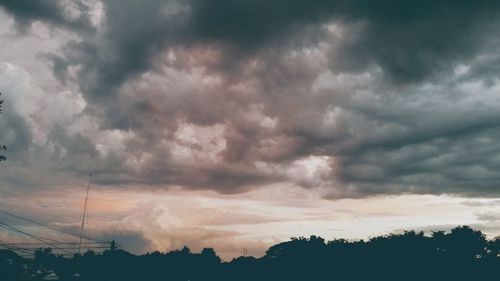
top-left (0, 247), bottom-right (36, 255)
top-left (0, 241), bottom-right (109, 250)
top-left (0, 247), bottom-right (35, 254)
top-left (0, 242), bottom-right (37, 255)
top-left (0, 209), bottom-right (100, 242)
top-left (0, 240), bottom-right (37, 256)
top-left (1, 241), bottom-right (115, 255)
top-left (1, 242), bottom-right (109, 245)
top-left (0, 245), bottom-right (109, 250)
top-left (0, 221), bottom-right (62, 244)
top-left (0, 221), bottom-right (74, 255)
top-left (0, 223), bottom-right (62, 244)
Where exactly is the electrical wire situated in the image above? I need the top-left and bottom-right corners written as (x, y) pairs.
top-left (0, 209), bottom-right (100, 242)
top-left (0, 221), bottom-right (74, 255)
top-left (2, 242), bottom-right (109, 245)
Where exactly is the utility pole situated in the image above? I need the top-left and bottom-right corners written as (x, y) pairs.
top-left (110, 240), bottom-right (117, 252)
top-left (74, 173), bottom-right (91, 278)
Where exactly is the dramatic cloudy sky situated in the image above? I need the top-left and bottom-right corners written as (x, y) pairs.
top-left (1, 0), bottom-right (500, 259)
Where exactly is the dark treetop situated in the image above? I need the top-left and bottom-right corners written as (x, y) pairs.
top-left (1, 226), bottom-right (500, 281)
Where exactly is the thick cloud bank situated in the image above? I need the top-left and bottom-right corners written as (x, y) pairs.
top-left (2, 0), bottom-right (500, 198)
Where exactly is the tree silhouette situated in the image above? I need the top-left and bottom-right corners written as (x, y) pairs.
top-left (1, 226), bottom-right (500, 281)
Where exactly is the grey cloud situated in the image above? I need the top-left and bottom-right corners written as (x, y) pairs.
top-left (94, 229), bottom-right (153, 254)
top-left (469, 212), bottom-right (500, 237)
top-left (52, 0), bottom-right (190, 106)
top-left (476, 212), bottom-right (500, 223)
top-left (190, 0), bottom-right (500, 83)
top-left (461, 200), bottom-right (500, 207)
top-left (10, 0), bottom-right (500, 103)
top-left (188, 0), bottom-right (334, 48)
top-left (329, 89), bottom-right (500, 197)
top-left (55, 0), bottom-right (500, 103)
top-left (330, 1), bottom-right (500, 83)
top-left (132, 161), bottom-right (282, 194)
top-left (0, 0), bottom-right (93, 31)
top-left (4, 1), bottom-right (500, 198)
top-left (0, 106), bottom-right (128, 190)
top-left (0, 103), bottom-right (32, 159)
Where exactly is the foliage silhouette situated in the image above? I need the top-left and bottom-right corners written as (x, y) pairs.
top-left (0, 226), bottom-right (499, 280)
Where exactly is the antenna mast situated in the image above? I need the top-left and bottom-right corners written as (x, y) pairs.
top-left (75, 173), bottom-right (91, 277)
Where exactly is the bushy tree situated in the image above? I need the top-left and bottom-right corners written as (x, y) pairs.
top-left (2, 226), bottom-right (500, 281)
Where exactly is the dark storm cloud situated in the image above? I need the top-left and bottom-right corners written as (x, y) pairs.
top-left (50, 0), bottom-right (500, 103)
top-left (330, 1), bottom-right (500, 83)
top-left (0, 0), bottom-right (93, 31)
top-left (4, 1), bottom-right (500, 197)
top-left (135, 162), bottom-right (282, 194)
top-left (50, 0), bottom-right (190, 106)
top-left (3, 0), bottom-right (499, 98)
top-left (190, 0), bottom-right (500, 83)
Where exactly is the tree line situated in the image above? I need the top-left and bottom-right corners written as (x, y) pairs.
top-left (1, 226), bottom-right (500, 280)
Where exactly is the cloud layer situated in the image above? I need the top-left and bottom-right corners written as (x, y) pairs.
top-left (2, 1), bottom-right (500, 198)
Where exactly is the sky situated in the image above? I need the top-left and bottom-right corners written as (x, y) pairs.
top-left (1, 0), bottom-right (500, 260)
